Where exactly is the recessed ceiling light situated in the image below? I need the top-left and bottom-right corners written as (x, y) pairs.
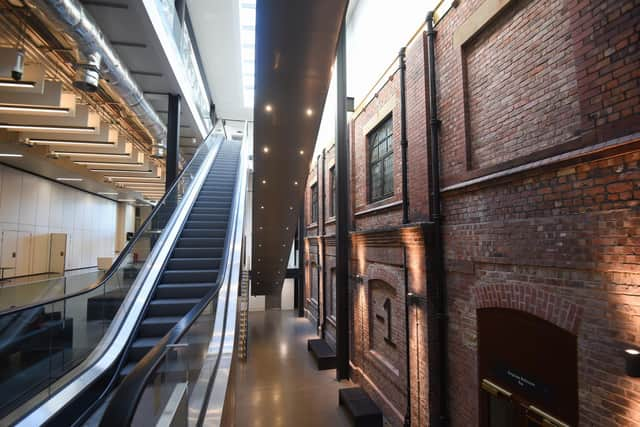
top-left (261, 179), bottom-right (266, 184)
top-left (293, 181), bottom-right (298, 186)
top-left (285, 226), bottom-right (289, 230)
top-left (263, 146), bottom-right (269, 153)
top-left (258, 244), bottom-right (262, 247)
top-left (98, 192), bottom-right (118, 196)
top-left (0, 153), bottom-right (23, 158)
top-left (265, 104), bottom-right (273, 112)
top-left (0, 80), bottom-right (36, 88)
top-left (260, 205), bottom-right (264, 209)
top-left (305, 108), bottom-right (313, 116)
top-left (299, 150), bottom-right (304, 155)
top-left (117, 199), bottom-right (136, 202)
top-left (289, 206), bottom-right (293, 210)
top-left (259, 226), bottom-right (263, 230)
top-left (56, 177), bottom-right (83, 182)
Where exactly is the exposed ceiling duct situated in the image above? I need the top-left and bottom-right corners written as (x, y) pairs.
top-left (22, 0), bottom-right (168, 154)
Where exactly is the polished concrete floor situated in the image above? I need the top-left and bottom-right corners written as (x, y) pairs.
top-left (231, 310), bottom-right (353, 427)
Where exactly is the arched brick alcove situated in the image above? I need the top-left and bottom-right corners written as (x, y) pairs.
top-left (473, 284), bottom-right (582, 335)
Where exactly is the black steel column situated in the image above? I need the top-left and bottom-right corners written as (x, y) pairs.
top-left (335, 20), bottom-right (350, 381)
top-left (297, 207), bottom-right (305, 318)
top-left (166, 94), bottom-right (181, 192)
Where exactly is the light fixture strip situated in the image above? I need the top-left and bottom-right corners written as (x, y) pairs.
top-left (31, 139), bottom-right (114, 147)
top-left (0, 124), bottom-right (95, 132)
top-left (54, 151), bottom-right (130, 158)
top-left (56, 177), bottom-right (83, 182)
top-left (0, 104), bottom-right (70, 114)
top-left (0, 153), bottom-right (23, 158)
top-left (106, 176), bottom-right (162, 181)
top-left (89, 169), bottom-right (154, 174)
top-left (75, 161), bottom-right (143, 166)
top-left (0, 80), bottom-right (36, 88)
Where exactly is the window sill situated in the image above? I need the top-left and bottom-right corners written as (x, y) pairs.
top-left (325, 216), bottom-right (336, 225)
top-left (306, 223), bottom-right (318, 230)
top-left (354, 199), bottom-right (402, 217)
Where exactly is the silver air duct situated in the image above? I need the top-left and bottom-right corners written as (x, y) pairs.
top-left (23, 0), bottom-right (167, 155)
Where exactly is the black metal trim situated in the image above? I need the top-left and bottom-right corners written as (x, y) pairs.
top-left (166, 93), bottom-right (181, 191)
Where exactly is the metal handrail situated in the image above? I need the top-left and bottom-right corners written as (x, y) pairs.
top-left (103, 124), bottom-right (249, 426)
top-left (0, 131), bottom-right (215, 318)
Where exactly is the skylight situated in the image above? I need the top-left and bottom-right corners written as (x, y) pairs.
top-left (239, 1), bottom-right (256, 108)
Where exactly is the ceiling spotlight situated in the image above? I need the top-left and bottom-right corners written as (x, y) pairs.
top-left (259, 226), bottom-right (263, 230)
top-left (289, 206), bottom-right (293, 210)
top-left (293, 181), bottom-right (298, 186)
top-left (299, 150), bottom-right (304, 155)
top-left (12, 49), bottom-right (25, 81)
top-left (260, 205), bottom-right (264, 209)
top-left (282, 244), bottom-right (286, 248)
top-left (74, 52), bottom-right (101, 92)
top-left (261, 179), bottom-right (266, 184)
top-left (305, 108), bottom-right (313, 116)
top-left (285, 226), bottom-right (289, 230)
top-left (264, 104), bottom-right (273, 112)
top-left (263, 146), bottom-right (269, 153)
top-left (258, 244), bottom-right (262, 248)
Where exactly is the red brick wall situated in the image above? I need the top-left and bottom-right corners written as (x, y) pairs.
top-left (464, 0), bottom-right (581, 169)
top-left (302, 0), bottom-right (640, 425)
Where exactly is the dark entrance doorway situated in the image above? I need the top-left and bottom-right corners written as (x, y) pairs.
top-left (478, 308), bottom-right (578, 426)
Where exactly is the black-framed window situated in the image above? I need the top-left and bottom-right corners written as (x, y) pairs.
top-left (329, 166), bottom-right (336, 217)
top-left (368, 116), bottom-right (394, 202)
top-left (311, 183), bottom-right (318, 223)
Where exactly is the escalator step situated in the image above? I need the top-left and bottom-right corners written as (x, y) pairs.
top-left (147, 298), bottom-right (200, 316)
top-left (167, 258), bottom-right (221, 270)
top-left (155, 283), bottom-right (214, 299)
top-left (138, 316), bottom-right (181, 337)
top-left (172, 247), bottom-right (224, 258)
top-left (161, 269), bottom-right (218, 283)
top-left (176, 237), bottom-right (225, 248)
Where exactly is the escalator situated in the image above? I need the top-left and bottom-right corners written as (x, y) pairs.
top-left (121, 143), bottom-right (239, 378)
top-left (0, 127), bottom-right (250, 426)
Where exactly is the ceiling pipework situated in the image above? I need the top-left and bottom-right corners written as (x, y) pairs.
top-left (23, 0), bottom-right (168, 156)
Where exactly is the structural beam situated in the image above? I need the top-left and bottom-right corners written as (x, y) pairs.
top-left (297, 207), bottom-right (305, 318)
top-left (335, 20), bottom-right (349, 381)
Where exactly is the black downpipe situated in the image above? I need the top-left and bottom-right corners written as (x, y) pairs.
top-left (402, 248), bottom-right (412, 427)
top-left (320, 149), bottom-right (327, 339)
top-left (399, 47), bottom-right (410, 225)
top-left (426, 11), bottom-right (449, 426)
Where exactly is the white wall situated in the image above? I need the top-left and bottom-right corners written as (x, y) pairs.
top-left (0, 164), bottom-right (118, 277)
top-left (281, 278), bottom-right (295, 310)
top-left (346, 0), bottom-right (438, 104)
top-left (116, 203), bottom-right (136, 253)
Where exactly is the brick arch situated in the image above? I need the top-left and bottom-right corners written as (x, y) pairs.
top-left (473, 284), bottom-right (582, 335)
top-left (365, 263), bottom-right (401, 288)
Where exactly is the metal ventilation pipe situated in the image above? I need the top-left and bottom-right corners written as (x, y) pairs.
top-left (23, 0), bottom-right (167, 154)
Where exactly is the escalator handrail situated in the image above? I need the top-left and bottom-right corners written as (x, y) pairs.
top-left (102, 126), bottom-right (249, 426)
top-left (0, 130), bottom-right (216, 318)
